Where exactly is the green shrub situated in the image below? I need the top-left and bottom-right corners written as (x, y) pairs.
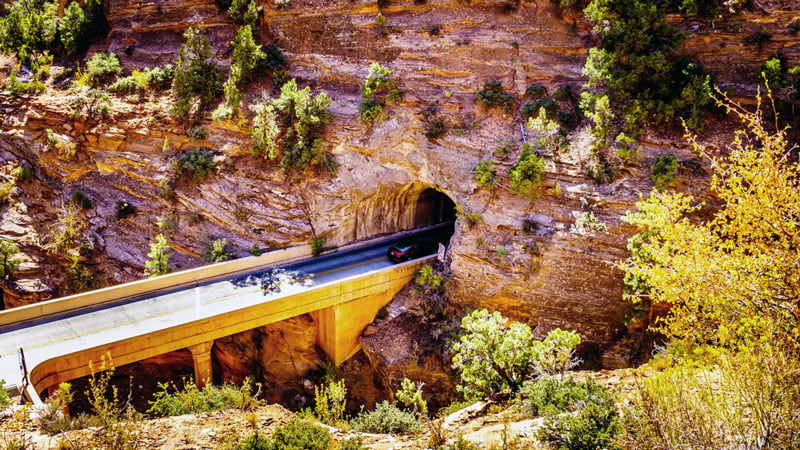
top-left (13, 165), bottom-right (31, 182)
top-left (0, 239), bottom-right (21, 281)
top-left (176, 148), bottom-right (216, 182)
top-left (424, 117), bottom-right (447, 139)
top-left (527, 83), bottom-right (547, 98)
top-left (147, 378), bottom-right (261, 417)
top-left (313, 379), bottom-right (347, 426)
top-left (185, 126), bottom-right (207, 140)
top-left (148, 64), bottom-right (175, 90)
top-left (234, 431), bottom-right (270, 450)
top-left (441, 437), bottom-right (480, 450)
top-left (66, 251), bottom-right (96, 293)
top-left (251, 79), bottom-right (336, 173)
top-left (37, 382), bottom-right (75, 434)
top-left (472, 159), bottom-right (497, 189)
top-left (69, 190), bottom-right (92, 209)
top-left (350, 401), bottom-right (420, 434)
top-left (456, 208), bottom-right (482, 227)
top-left (508, 143), bottom-right (546, 199)
top-left (0, 0), bottom-right (58, 65)
top-left (475, 81), bottom-right (514, 111)
top-left (651, 153), bottom-right (679, 190)
top-left (414, 264), bottom-right (445, 294)
top-left (85, 52), bottom-right (122, 87)
top-left (249, 243), bottom-right (263, 256)
top-left (518, 376), bottom-right (607, 417)
top-left (395, 378), bottom-right (428, 418)
top-left (452, 310), bottom-right (581, 398)
top-left (536, 379), bottom-right (621, 450)
top-left (205, 237), bottom-right (233, 263)
top-left (144, 233), bottom-right (172, 277)
top-left (71, 87), bottom-right (112, 119)
top-left (269, 419), bottom-right (331, 450)
top-left (115, 199), bottom-right (135, 219)
top-left (108, 75), bottom-right (139, 94)
top-left (0, 180), bottom-right (16, 206)
top-left (310, 237), bottom-right (325, 257)
top-left (571, 211), bottom-right (607, 235)
top-left (359, 62), bottom-right (398, 124)
top-left (228, 0), bottom-right (261, 28)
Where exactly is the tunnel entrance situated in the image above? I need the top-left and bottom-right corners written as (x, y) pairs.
top-left (414, 188), bottom-right (456, 228)
top-left (350, 183), bottom-right (457, 241)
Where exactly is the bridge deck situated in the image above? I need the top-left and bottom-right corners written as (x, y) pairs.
top-left (0, 227), bottom-right (447, 401)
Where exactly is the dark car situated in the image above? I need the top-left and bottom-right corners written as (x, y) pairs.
top-left (387, 241), bottom-right (418, 263)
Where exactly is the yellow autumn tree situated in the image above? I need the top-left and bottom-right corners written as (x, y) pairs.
top-left (619, 91), bottom-right (800, 449)
top-left (622, 91), bottom-right (800, 353)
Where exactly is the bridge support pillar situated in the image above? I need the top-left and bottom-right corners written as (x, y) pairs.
top-left (313, 290), bottom-right (396, 366)
top-left (188, 341), bottom-right (214, 388)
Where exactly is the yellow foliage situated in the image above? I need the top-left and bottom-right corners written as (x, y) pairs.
top-left (622, 91), bottom-right (800, 352)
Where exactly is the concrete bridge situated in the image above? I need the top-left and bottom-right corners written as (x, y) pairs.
top-left (0, 231), bottom-right (442, 404)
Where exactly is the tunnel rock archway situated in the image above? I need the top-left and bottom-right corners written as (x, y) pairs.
top-left (352, 183), bottom-right (455, 240)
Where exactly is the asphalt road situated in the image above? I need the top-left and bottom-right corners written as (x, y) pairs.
top-left (0, 226), bottom-right (451, 394)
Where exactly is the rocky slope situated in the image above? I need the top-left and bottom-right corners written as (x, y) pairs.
top-left (1, 0), bottom-right (799, 410)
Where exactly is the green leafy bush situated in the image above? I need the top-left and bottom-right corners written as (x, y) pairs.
top-left (71, 87), bottom-right (112, 119)
top-left (475, 81), bottom-right (514, 111)
top-left (537, 387), bottom-right (621, 450)
top-left (310, 237), bottom-right (325, 257)
top-left (508, 143), bottom-right (546, 199)
top-left (395, 378), bottom-right (428, 418)
top-left (359, 62), bottom-right (399, 124)
top-left (148, 378), bottom-right (261, 417)
top-left (145, 234), bottom-right (172, 277)
top-left (0, 239), bottom-right (21, 281)
top-left (518, 376), bottom-right (608, 417)
top-left (228, 0), bottom-right (261, 28)
top-left (176, 148), bottom-right (216, 182)
top-left (313, 379), bottom-right (347, 426)
top-left (268, 419), bottom-right (331, 450)
top-left (85, 52), bottom-right (123, 87)
top-left (472, 159), bottom-right (497, 189)
top-left (109, 65), bottom-right (175, 94)
top-left (414, 264), bottom-right (445, 295)
top-left (60, 0), bottom-right (107, 56)
top-left (251, 79), bottom-right (336, 173)
top-left (205, 237), bottom-right (233, 263)
top-left (650, 153), bottom-right (679, 190)
top-left (452, 309), bottom-right (581, 398)
top-left (349, 401), bottom-right (421, 434)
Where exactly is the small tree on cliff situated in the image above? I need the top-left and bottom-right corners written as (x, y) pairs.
top-left (251, 79), bottom-right (337, 174)
top-left (145, 234), bottom-right (172, 277)
top-left (0, 239), bottom-right (21, 281)
top-left (172, 26), bottom-right (223, 117)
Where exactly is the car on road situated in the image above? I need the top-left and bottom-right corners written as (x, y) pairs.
top-left (387, 241), bottom-right (418, 263)
top-left (387, 237), bottom-right (444, 263)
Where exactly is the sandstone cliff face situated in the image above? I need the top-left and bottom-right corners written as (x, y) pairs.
top-left (2, 0), bottom-right (799, 405)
